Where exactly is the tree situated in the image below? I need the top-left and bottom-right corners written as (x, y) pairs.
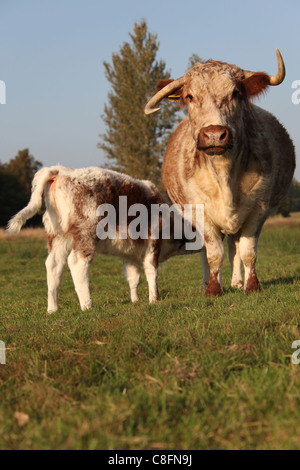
top-left (187, 53), bottom-right (203, 69)
top-left (3, 149), bottom-right (42, 198)
top-left (278, 194), bottom-right (291, 217)
top-left (98, 21), bottom-right (179, 186)
top-left (0, 149), bottom-right (42, 227)
top-left (288, 178), bottom-right (300, 212)
top-left (276, 177), bottom-right (300, 217)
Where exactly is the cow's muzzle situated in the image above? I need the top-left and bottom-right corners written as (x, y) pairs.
top-left (197, 125), bottom-right (231, 155)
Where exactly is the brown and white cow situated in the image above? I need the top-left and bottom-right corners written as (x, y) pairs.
top-left (7, 166), bottom-right (200, 312)
top-left (145, 49), bottom-right (295, 296)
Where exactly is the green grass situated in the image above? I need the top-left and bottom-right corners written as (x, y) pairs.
top-left (0, 225), bottom-right (299, 450)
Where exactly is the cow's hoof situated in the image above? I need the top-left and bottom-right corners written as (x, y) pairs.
top-left (206, 274), bottom-right (223, 297)
top-left (231, 280), bottom-right (243, 289)
top-left (244, 271), bottom-right (260, 294)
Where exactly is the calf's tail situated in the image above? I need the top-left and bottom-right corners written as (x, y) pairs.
top-left (6, 167), bottom-right (59, 233)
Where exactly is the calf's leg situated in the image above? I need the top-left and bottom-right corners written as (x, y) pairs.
top-left (143, 251), bottom-right (159, 303)
top-left (123, 260), bottom-right (141, 302)
top-left (68, 249), bottom-right (93, 310)
top-left (45, 235), bottom-right (69, 313)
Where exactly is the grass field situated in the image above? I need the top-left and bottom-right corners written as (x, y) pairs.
top-left (0, 218), bottom-right (299, 450)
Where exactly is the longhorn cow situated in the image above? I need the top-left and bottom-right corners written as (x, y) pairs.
top-left (145, 49), bottom-right (295, 296)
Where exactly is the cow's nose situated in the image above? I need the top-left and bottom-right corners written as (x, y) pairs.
top-left (198, 125), bottom-right (230, 149)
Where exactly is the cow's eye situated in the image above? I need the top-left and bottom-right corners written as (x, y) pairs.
top-left (232, 87), bottom-right (242, 98)
top-left (186, 94), bottom-right (193, 102)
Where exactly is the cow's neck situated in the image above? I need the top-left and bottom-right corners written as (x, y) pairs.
top-left (208, 154), bottom-right (236, 211)
top-left (197, 145), bottom-right (257, 193)
top-left (198, 151), bottom-right (233, 187)
top-left (195, 150), bottom-right (255, 233)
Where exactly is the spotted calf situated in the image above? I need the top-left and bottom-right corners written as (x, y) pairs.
top-left (7, 166), bottom-right (199, 312)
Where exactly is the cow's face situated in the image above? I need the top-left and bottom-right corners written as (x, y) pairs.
top-left (182, 61), bottom-right (269, 156)
top-left (145, 50), bottom-right (285, 158)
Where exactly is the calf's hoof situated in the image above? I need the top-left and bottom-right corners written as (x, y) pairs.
top-left (81, 300), bottom-right (93, 310)
top-left (47, 309), bottom-right (57, 314)
top-left (149, 293), bottom-right (159, 303)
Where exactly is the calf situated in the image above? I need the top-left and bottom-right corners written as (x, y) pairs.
top-left (7, 166), bottom-right (201, 312)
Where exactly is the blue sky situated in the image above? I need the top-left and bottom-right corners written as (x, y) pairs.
top-left (0, 0), bottom-right (299, 179)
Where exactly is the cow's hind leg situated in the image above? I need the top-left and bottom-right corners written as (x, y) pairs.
top-left (205, 228), bottom-right (224, 297)
top-left (68, 249), bottom-right (93, 310)
top-left (205, 234), bottom-right (224, 297)
top-left (239, 235), bottom-right (260, 294)
top-left (123, 260), bottom-right (141, 302)
top-left (45, 235), bottom-right (69, 313)
top-left (227, 235), bottom-right (243, 288)
top-left (200, 248), bottom-right (210, 290)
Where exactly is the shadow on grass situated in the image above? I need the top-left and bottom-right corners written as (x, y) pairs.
top-left (225, 276), bottom-right (299, 293)
top-left (260, 276), bottom-right (299, 288)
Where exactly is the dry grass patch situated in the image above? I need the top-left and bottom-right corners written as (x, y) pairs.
top-left (264, 212), bottom-right (300, 227)
top-left (0, 227), bottom-right (46, 240)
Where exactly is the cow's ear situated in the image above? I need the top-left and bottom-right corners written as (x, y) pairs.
top-left (242, 72), bottom-right (270, 98)
top-left (156, 79), bottom-right (183, 101)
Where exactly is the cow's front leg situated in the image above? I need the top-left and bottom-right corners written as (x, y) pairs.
top-left (239, 234), bottom-right (260, 294)
top-left (204, 231), bottom-right (224, 297)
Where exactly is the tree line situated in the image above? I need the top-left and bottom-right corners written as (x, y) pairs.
top-left (1, 21), bottom-right (299, 227)
top-left (0, 149), bottom-right (42, 227)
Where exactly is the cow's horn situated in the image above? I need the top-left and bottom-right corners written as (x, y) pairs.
top-left (244, 48), bottom-right (285, 86)
top-left (269, 48), bottom-right (285, 86)
top-left (144, 76), bottom-right (185, 115)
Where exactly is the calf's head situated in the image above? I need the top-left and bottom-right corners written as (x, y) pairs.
top-left (145, 49), bottom-right (285, 156)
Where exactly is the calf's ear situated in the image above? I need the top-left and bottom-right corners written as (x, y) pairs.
top-left (156, 79), bottom-right (183, 101)
top-left (242, 72), bottom-right (270, 98)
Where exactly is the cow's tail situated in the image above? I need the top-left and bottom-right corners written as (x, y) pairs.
top-left (6, 167), bottom-right (59, 233)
